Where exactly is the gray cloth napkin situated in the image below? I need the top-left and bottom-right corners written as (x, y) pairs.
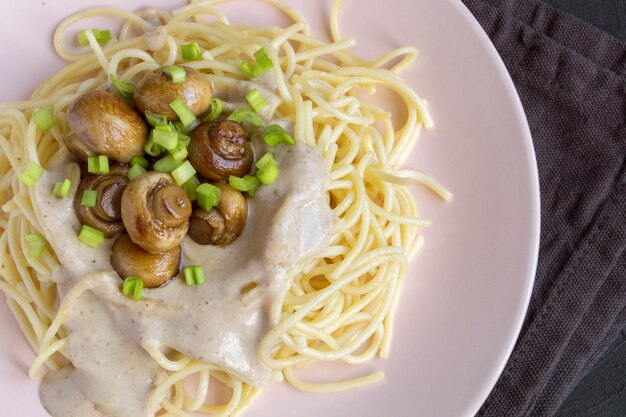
top-left (459, 0), bottom-right (626, 416)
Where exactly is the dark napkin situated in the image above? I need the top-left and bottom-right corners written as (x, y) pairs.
top-left (458, 0), bottom-right (626, 416)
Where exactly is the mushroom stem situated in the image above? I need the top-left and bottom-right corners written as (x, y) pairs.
top-left (152, 184), bottom-right (193, 228)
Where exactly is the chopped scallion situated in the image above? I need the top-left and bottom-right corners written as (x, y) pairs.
top-left (203, 98), bottom-right (223, 122)
top-left (33, 105), bottom-right (56, 131)
top-left (169, 143), bottom-right (188, 162)
top-left (152, 126), bottom-right (178, 150)
top-left (254, 47), bottom-right (274, 73)
top-left (144, 135), bottom-right (163, 157)
top-left (169, 98), bottom-right (197, 127)
top-left (123, 277), bottom-right (144, 301)
top-left (257, 161), bottom-right (279, 185)
top-left (78, 29), bottom-right (112, 46)
top-left (109, 74), bottom-right (135, 100)
top-left (245, 89), bottom-right (268, 113)
top-left (196, 183), bottom-right (221, 211)
top-left (128, 164), bottom-right (147, 180)
top-left (262, 124), bottom-right (295, 147)
top-left (25, 234), bottom-right (46, 258)
top-left (239, 59), bottom-right (261, 78)
top-left (171, 161), bottom-right (196, 185)
top-left (171, 121), bottom-right (188, 135)
top-left (229, 174), bottom-right (260, 196)
top-left (227, 108), bottom-right (265, 127)
top-left (163, 65), bottom-right (187, 83)
top-left (181, 42), bottom-right (202, 61)
top-left (184, 266), bottom-right (205, 286)
top-left (19, 161), bottom-right (44, 186)
top-left (78, 225), bottom-right (105, 249)
top-left (153, 155), bottom-right (182, 173)
top-left (145, 110), bottom-right (168, 126)
top-left (182, 176), bottom-right (201, 201)
top-left (81, 189), bottom-right (98, 207)
top-left (87, 155), bottom-right (110, 175)
top-left (52, 178), bottom-right (72, 198)
top-left (177, 133), bottom-right (191, 147)
top-left (130, 155), bottom-right (150, 169)
top-left (255, 152), bottom-right (278, 170)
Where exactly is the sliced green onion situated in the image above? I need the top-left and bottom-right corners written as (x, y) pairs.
top-left (229, 175), bottom-right (260, 196)
top-left (262, 124), bottom-right (295, 147)
top-left (25, 234), bottom-right (46, 258)
top-left (78, 29), bottom-right (112, 46)
top-left (255, 152), bottom-right (277, 170)
top-left (245, 89), bottom-right (268, 113)
top-left (239, 59), bottom-right (261, 78)
top-left (169, 143), bottom-right (188, 162)
top-left (145, 110), bottom-right (168, 127)
top-left (254, 47), bottom-right (274, 73)
top-left (172, 121), bottom-right (188, 135)
top-left (19, 161), bottom-right (44, 186)
top-left (257, 162), bottom-right (279, 185)
top-left (163, 65), bottom-right (187, 83)
top-left (99, 155), bottom-right (110, 174)
top-left (171, 161), bottom-right (196, 185)
top-left (123, 277), bottom-right (144, 301)
top-left (184, 266), bottom-right (205, 286)
top-left (109, 74), bottom-right (135, 100)
top-left (130, 155), bottom-right (150, 169)
top-left (153, 155), bottom-right (182, 173)
top-left (144, 135), bottom-right (163, 157)
top-left (169, 98), bottom-right (197, 127)
top-left (78, 225), bottom-right (105, 249)
top-left (32, 105), bottom-right (56, 131)
top-left (177, 133), bottom-right (191, 147)
top-left (52, 178), bottom-right (72, 198)
top-left (181, 42), bottom-right (202, 61)
top-left (196, 183), bottom-right (221, 211)
top-left (227, 108), bottom-right (264, 127)
top-left (128, 164), bottom-right (147, 180)
top-left (153, 126), bottom-right (178, 151)
top-left (182, 176), bottom-right (201, 201)
top-left (87, 155), bottom-right (110, 175)
top-left (203, 98), bottom-right (223, 122)
top-left (81, 189), bottom-right (98, 207)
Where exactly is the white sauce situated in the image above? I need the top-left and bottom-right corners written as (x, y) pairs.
top-left (34, 119), bottom-right (333, 416)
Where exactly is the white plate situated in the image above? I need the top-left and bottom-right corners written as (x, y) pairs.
top-left (0, 1), bottom-right (539, 416)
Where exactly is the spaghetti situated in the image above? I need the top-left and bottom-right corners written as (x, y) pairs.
top-left (0, 1), bottom-right (450, 416)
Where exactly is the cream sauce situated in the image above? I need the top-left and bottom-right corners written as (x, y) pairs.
top-left (34, 123), bottom-right (333, 416)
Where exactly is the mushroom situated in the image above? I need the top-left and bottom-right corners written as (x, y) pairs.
top-left (188, 183), bottom-right (247, 245)
top-left (67, 90), bottom-right (148, 163)
top-left (133, 66), bottom-right (212, 121)
top-left (111, 234), bottom-right (181, 288)
top-left (188, 120), bottom-right (253, 182)
top-left (74, 165), bottom-right (129, 238)
top-left (121, 172), bottom-right (192, 253)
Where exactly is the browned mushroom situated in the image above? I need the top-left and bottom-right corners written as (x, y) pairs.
top-left (74, 165), bottom-right (129, 238)
top-left (188, 183), bottom-right (247, 245)
top-left (66, 91), bottom-right (148, 163)
top-left (121, 171), bottom-right (192, 253)
top-left (133, 66), bottom-right (212, 121)
top-left (111, 234), bottom-right (181, 288)
top-left (188, 120), bottom-right (253, 182)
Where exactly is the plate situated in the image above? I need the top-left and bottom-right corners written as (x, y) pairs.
top-left (0, 1), bottom-right (539, 416)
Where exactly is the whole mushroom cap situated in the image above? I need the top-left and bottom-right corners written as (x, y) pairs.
top-left (67, 90), bottom-right (148, 163)
top-left (188, 120), bottom-right (253, 182)
top-left (121, 172), bottom-right (192, 254)
top-left (133, 66), bottom-right (212, 121)
top-left (73, 165), bottom-right (130, 238)
top-left (111, 234), bottom-right (181, 288)
top-left (188, 183), bottom-right (247, 246)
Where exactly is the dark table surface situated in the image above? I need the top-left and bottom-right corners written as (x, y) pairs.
top-left (505, 1), bottom-right (626, 416)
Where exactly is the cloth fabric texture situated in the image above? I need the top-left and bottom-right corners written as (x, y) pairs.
top-left (458, 0), bottom-right (626, 416)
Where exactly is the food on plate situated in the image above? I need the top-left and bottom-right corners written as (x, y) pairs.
top-left (0, 1), bottom-right (451, 416)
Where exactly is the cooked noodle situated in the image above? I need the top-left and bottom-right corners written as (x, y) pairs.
top-left (0, 0), bottom-right (450, 415)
